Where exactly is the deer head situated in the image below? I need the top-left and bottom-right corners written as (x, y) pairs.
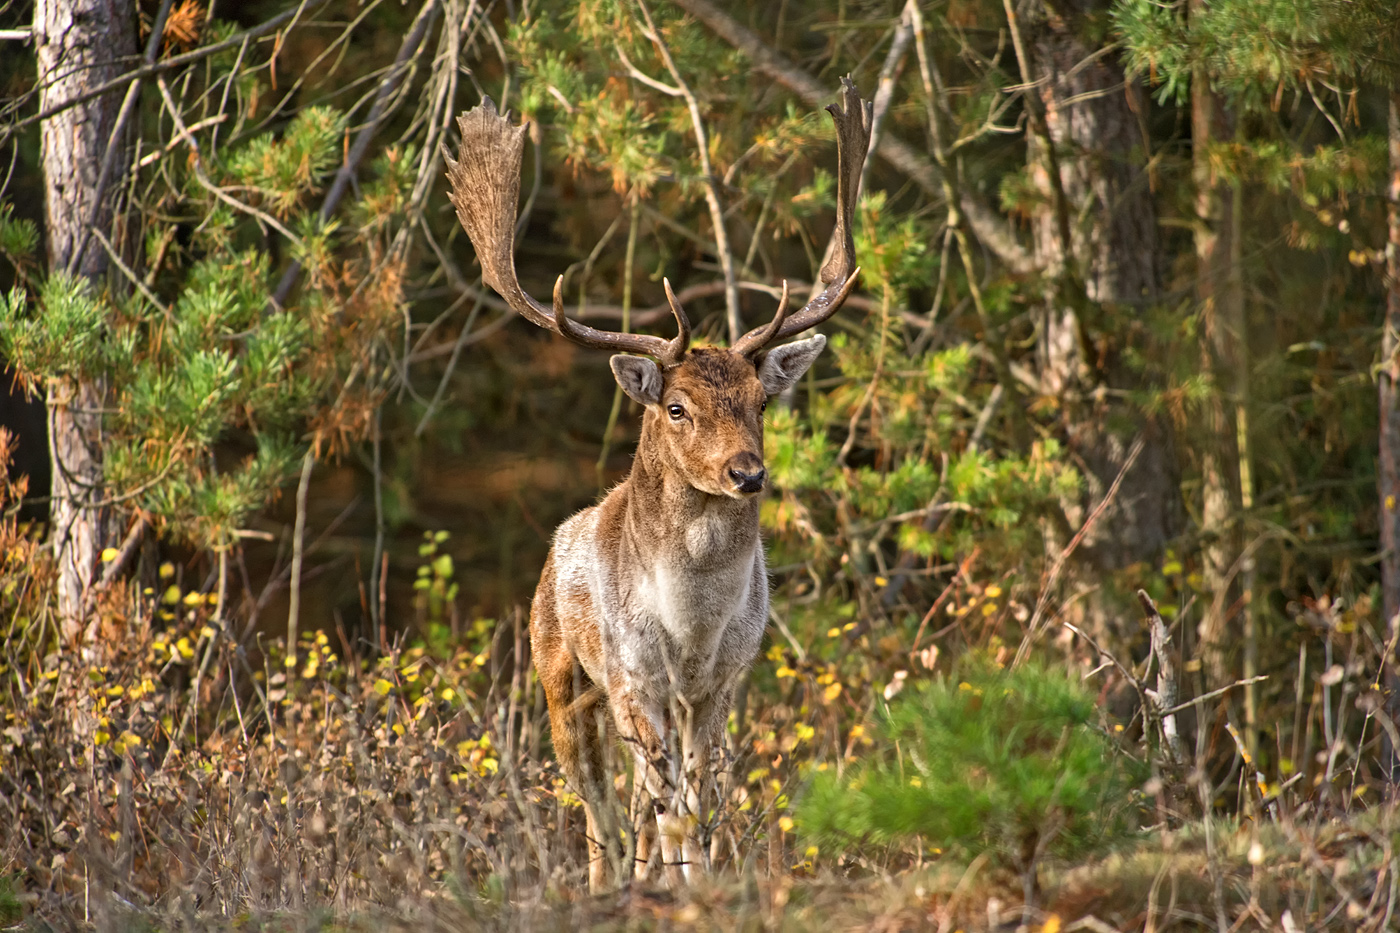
top-left (444, 78), bottom-right (871, 498)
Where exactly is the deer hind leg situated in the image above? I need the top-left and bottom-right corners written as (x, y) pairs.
top-left (538, 655), bottom-right (616, 891)
top-left (531, 588), bottom-right (618, 890)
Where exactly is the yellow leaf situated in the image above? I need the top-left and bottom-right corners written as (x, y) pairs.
top-left (373, 679), bottom-right (393, 696)
top-left (826, 627), bottom-right (841, 638)
top-left (392, 723), bottom-right (405, 737)
top-left (823, 682), bottom-right (843, 702)
top-left (778, 816), bottom-right (795, 833)
top-left (874, 576), bottom-right (888, 587)
top-left (100, 548), bottom-right (118, 563)
top-left (981, 602), bottom-right (998, 616)
top-left (1040, 914), bottom-right (1062, 933)
top-left (159, 562), bottom-right (175, 579)
top-left (775, 666), bottom-right (797, 678)
top-left (93, 730), bottom-right (111, 746)
top-left (183, 591), bottom-right (203, 607)
top-left (162, 586), bottom-right (181, 605)
top-left (985, 585), bottom-right (1003, 599)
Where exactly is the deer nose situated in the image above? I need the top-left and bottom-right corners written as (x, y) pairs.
top-left (727, 455), bottom-right (766, 494)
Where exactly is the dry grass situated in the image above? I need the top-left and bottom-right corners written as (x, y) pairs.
top-left (2, 438), bottom-right (1398, 931)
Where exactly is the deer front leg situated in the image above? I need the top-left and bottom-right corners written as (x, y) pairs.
top-left (630, 775), bottom-right (658, 881)
top-left (609, 684), bottom-right (694, 887)
top-left (677, 692), bottom-right (737, 876)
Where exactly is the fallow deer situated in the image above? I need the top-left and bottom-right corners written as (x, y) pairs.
top-left (445, 79), bottom-right (871, 891)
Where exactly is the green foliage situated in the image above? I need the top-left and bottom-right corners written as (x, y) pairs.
top-left (0, 80), bottom-right (411, 548)
top-left (0, 873), bottom-right (18, 926)
top-left (799, 658), bottom-right (1144, 872)
top-left (415, 530), bottom-right (460, 627)
top-left (1115, 0), bottom-right (1400, 106)
top-left (0, 202), bottom-right (36, 270)
top-left (225, 105), bottom-right (344, 218)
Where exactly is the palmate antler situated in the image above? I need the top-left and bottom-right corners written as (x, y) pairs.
top-left (444, 78), bottom-right (872, 365)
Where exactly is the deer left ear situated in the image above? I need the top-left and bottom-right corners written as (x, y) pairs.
top-left (611, 354), bottom-right (664, 406)
top-left (757, 335), bottom-right (826, 396)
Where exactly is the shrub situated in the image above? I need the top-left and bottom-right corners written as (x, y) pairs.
top-left (799, 657), bottom-right (1144, 903)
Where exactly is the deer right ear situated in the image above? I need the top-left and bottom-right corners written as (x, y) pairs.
top-left (610, 355), bottom-right (664, 406)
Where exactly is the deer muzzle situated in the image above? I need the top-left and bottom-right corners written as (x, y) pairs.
top-left (725, 452), bottom-right (766, 496)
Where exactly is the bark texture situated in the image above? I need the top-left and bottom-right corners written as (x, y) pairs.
top-left (1380, 91), bottom-right (1400, 781)
top-left (35, 0), bottom-right (136, 636)
top-left (1189, 0), bottom-right (1244, 689)
top-left (1020, 0), bottom-right (1181, 602)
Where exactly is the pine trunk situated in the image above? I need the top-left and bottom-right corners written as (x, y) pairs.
top-left (1380, 91), bottom-right (1400, 782)
top-left (35, 0), bottom-right (136, 639)
top-left (1020, 0), bottom-right (1180, 637)
top-left (1189, 0), bottom-right (1243, 691)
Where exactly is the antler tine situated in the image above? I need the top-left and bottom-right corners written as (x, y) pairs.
top-left (734, 76), bottom-right (872, 350)
top-left (445, 98), bottom-right (678, 361)
top-left (731, 280), bottom-right (791, 357)
top-left (660, 278), bottom-right (692, 366)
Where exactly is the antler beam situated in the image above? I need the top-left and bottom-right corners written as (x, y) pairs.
top-left (733, 76), bottom-right (871, 358)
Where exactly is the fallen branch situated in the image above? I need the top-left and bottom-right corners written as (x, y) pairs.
top-left (1137, 589), bottom-right (1182, 762)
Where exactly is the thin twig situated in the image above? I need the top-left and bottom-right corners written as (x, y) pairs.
top-left (635, 0), bottom-right (741, 342)
top-left (270, 0), bottom-right (442, 308)
top-left (1, 6), bottom-right (308, 144)
top-left (1013, 435), bottom-right (1146, 666)
top-left (286, 450), bottom-right (315, 671)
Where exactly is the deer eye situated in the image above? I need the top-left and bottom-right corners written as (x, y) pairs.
top-left (761, 400), bottom-right (768, 413)
top-left (667, 404), bottom-right (686, 420)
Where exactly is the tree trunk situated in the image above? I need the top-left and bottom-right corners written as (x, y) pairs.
top-left (35, 0), bottom-right (136, 639)
top-left (1019, 0), bottom-right (1181, 639)
top-left (1380, 90), bottom-right (1400, 784)
top-left (1189, 0), bottom-right (1243, 692)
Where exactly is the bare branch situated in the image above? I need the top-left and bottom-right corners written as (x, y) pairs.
top-left (670, 0), bottom-right (1035, 275)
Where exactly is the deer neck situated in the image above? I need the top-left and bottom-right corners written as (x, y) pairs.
top-left (621, 416), bottom-right (760, 569)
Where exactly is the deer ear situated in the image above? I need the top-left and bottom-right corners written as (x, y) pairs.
top-left (757, 335), bottom-right (826, 396)
top-left (610, 355), bottom-right (664, 406)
